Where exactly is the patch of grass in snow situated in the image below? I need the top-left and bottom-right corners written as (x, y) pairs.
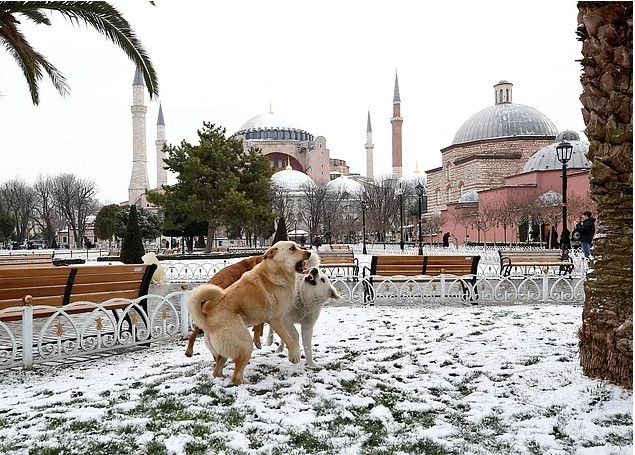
top-left (286, 428), bottom-right (332, 453)
top-left (452, 370), bottom-right (481, 396)
top-left (595, 412), bottom-right (632, 427)
top-left (585, 382), bottom-right (613, 406)
top-left (340, 377), bottom-right (364, 394)
top-left (451, 411), bottom-right (512, 453)
top-left (398, 437), bottom-right (456, 455)
top-left (146, 439), bottom-right (169, 455)
top-left (525, 439), bottom-right (547, 454)
top-left (382, 350), bottom-right (407, 362)
top-left (522, 356), bottom-right (541, 366)
top-left (605, 429), bottom-right (634, 446)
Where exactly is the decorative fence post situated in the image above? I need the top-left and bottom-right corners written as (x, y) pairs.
top-left (542, 274), bottom-right (550, 304)
top-left (180, 283), bottom-right (190, 338)
top-left (440, 273), bottom-right (447, 303)
top-left (22, 296), bottom-right (34, 370)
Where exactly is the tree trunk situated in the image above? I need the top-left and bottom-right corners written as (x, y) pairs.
top-left (577, 1), bottom-right (632, 389)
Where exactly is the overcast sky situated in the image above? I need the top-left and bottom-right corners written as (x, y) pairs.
top-left (0, 0), bottom-right (586, 204)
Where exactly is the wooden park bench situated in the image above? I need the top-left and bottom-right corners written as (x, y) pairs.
top-left (362, 254), bottom-right (481, 302)
top-left (0, 263), bottom-right (157, 323)
top-left (0, 253), bottom-right (54, 267)
top-left (499, 249), bottom-right (573, 277)
top-left (318, 249), bottom-right (359, 280)
top-left (329, 244), bottom-right (350, 250)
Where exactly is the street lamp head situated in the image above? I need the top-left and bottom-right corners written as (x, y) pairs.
top-left (556, 140), bottom-right (573, 164)
top-left (415, 182), bottom-right (424, 196)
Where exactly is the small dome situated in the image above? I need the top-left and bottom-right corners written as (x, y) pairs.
top-left (536, 190), bottom-right (562, 206)
top-left (522, 131), bottom-right (591, 172)
top-left (458, 190), bottom-right (479, 203)
top-left (271, 169), bottom-right (314, 191)
top-left (326, 176), bottom-right (363, 195)
top-left (452, 103), bottom-right (558, 145)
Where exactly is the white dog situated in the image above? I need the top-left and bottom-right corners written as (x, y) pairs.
top-left (268, 266), bottom-right (341, 368)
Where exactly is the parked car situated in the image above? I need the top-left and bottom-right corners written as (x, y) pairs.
top-left (28, 240), bottom-right (47, 249)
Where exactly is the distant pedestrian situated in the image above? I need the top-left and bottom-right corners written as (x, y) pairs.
top-left (299, 235), bottom-right (306, 247)
top-left (442, 232), bottom-right (451, 247)
top-left (463, 234), bottom-right (470, 245)
top-left (576, 210), bottom-right (596, 258)
top-left (313, 235), bottom-right (322, 251)
top-left (560, 228), bottom-right (571, 250)
top-left (550, 229), bottom-right (559, 249)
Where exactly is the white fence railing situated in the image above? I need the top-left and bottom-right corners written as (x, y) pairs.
top-left (0, 271), bottom-right (586, 370)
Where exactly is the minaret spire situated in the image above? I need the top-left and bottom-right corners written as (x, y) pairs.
top-left (156, 103), bottom-right (167, 188)
top-left (128, 67), bottom-right (150, 205)
top-left (390, 70), bottom-right (403, 178)
top-left (365, 109), bottom-right (374, 179)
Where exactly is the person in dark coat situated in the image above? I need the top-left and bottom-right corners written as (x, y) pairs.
top-left (550, 229), bottom-right (559, 249)
top-left (576, 210), bottom-right (596, 258)
top-left (442, 232), bottom-right (451, 247)
top-left (560, 228), bottom-right (571, 250)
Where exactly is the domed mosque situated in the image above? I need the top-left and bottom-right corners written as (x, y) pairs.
top-left (429, 82), bottom-right (592, 245)
top-left (232, 106), bottom-right (334, 185)
top-left (426, 80), bottom-right (560, 213)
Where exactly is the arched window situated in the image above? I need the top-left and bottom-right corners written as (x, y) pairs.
top-left (505, 88), bottom-right (510, 102)
top-left (458, 182), bottom-right (464, 197)
top-left (446, 162), bottom-right (451, 180)
top-left (447, 186), bottom-right (452, 203)
top-left (435, 188), bottom-right (441, 205)
top-left (499, 89), bottom-right (503, 103)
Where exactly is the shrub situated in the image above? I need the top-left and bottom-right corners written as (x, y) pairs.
top-left (120, 205), bottom-right (145, 264)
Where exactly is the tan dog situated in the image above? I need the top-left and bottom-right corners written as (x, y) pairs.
top-left (188, 241), bottom-right (312, 385)
top-left (184, 255), bottom-right (264, 357)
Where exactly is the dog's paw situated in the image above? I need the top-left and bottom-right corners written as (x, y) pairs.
top-left (306, 361), bottom-right (321, 369)
top-left (254, 339), bottom-right (262, 349)
top-left (289, 350), bottom-right (300, 364)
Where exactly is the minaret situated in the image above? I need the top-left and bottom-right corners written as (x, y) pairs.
top-left (390, 70), bottom-right (403, 178)
top-left (365, 110), bottom-right (374, 179)
top-left (155, 103), bottom-right (167, 188)
top-left (128, 67), bottom-right (149, 205)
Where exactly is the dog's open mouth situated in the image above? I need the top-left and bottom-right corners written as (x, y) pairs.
top-left (304, 267), bottom-right (319, 285)
top-left (295, 261), bottom-right (305, 273)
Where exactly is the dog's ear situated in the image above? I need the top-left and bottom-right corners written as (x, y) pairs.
top-left (264, 247), bottom-right (277, 260)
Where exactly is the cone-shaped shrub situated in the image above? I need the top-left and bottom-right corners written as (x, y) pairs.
top-left (120, 205), bottom-right (145, 264)
top-left (272, 217), bottom-right (288, 245)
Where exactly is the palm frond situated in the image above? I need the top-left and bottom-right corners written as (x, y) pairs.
top-left (31, 1), bottom-right (159, 99)
top-left (0, 1), bottom-right (158, 104)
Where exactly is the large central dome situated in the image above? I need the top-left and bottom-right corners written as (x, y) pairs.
top-left (452, 103), bottom-right (558, 145)
top-left (235, 111), bottom-right (314, 142)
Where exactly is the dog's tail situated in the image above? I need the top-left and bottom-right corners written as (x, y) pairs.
top-left (187, 284), bottom-right (225, 330)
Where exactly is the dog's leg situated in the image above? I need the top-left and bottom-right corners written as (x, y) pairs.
top-left (213, 354), bottom-right (227, 378)
top-left (230, 330), bottom-right (254, 385)
top-left (301, 319), bottom-right (319, 368)
top-left (185, 325), bottom-right (200, 357)
top-left (276, 317), bottom-right (296, 354)
top-left (252, 323), bottom-right (264, 349)
top-left (268, 317), bottom-right (300, 363)
top-left (266, 324), bottom-right (275, 346)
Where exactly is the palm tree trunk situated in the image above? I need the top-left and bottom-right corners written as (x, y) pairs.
top-left (577, 1), bottom-right (633, 389)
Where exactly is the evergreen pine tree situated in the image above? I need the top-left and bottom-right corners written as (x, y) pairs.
top-left (272, 217), bottom-right (288, 245)
top-left (120, 205), bottom-right (146, 264)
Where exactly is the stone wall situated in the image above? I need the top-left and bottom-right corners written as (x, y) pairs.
top-left (427, 136), bottom-right (553, 212)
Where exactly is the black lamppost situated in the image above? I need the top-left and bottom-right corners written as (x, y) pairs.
top-left (415, 183), bottom-right (424, 255)
top-left (556, 140), bottom-right (573, 250)
top-left (327, 212), bottom-right (332, 245)
top-left (396, 183), bottom-right (404, 250)
top-left (361, 201), bottom-right (367, 255)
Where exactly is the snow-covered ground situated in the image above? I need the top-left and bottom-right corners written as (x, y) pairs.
top-left (0, 302), bottom-right (631, 455)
